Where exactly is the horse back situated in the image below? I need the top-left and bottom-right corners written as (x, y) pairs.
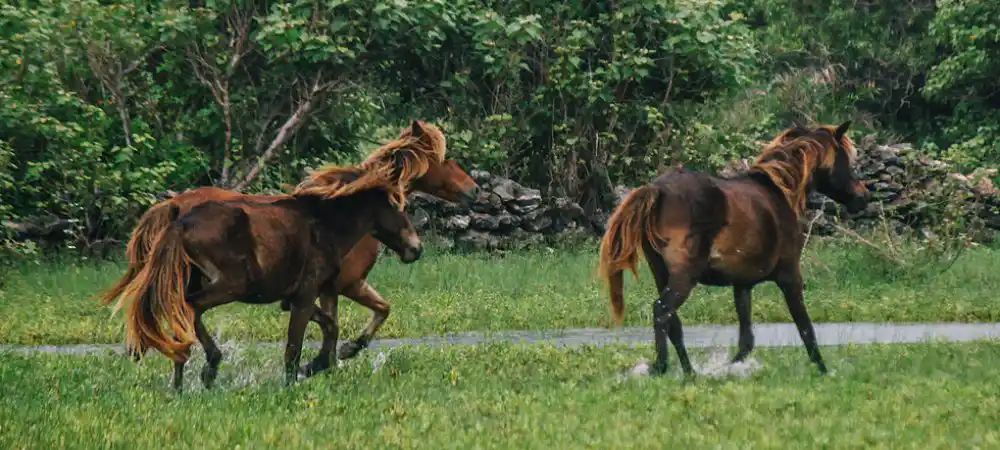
top-left (651, 171), bottom-right (794, 285)
top-left (168, 187), bottom-right (286, 217)
top-left (180, 199), bottom-right (317, 299)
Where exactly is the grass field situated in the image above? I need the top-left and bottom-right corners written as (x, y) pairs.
top-left (2, 241), bottom-right (999, 345)
top-left (1, 342), bottom-right (998, 449)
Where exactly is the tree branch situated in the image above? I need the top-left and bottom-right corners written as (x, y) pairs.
top-left (230, 76), bottom-right (348, 191)
top-left (185, 4), bottom-right (251, 186)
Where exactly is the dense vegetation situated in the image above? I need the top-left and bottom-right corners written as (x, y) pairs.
top-left (1, 0), bottom-right (998, 258)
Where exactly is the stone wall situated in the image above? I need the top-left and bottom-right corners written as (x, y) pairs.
top-left (406, 170), bottom-right (598, 250)
top-left (409, 139), bottom-right (1000, 249)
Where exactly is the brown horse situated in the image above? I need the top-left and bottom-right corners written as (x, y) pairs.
top-left (112, 165), bottom-right (423, 390)
top-left (100, 120), bottom-right (479, 360)
top-left (599, 122), bottom-right (869, 376)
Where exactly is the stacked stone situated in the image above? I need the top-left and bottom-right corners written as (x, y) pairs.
top-left (405, 170), bottom-right (593, 250)
top-left (803, 142), bottom-right (1000, 237)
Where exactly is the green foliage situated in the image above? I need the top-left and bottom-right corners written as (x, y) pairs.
top-left (4, 0), bottom-right (1000, 254)
top-left (426, 0), bottom-right (759, 190)
top-left (740, 0), bottom-right (935, 126)
top-left (923, 0), bottom-right (1000, 102)
top-left (920, 0), bottom-right (1000, 171)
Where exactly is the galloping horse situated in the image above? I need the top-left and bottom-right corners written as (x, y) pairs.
top-left (100, 120), bottom-right (479, 360)
top-left (599, 122), bottom-right (869, 376)
top-left (112, 166), bottom-right (423, 390)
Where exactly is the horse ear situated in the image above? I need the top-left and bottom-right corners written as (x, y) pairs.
top-left (410, 120), bottom-right (424, 138)
top-left (834, 121), bottom-right (852, 140)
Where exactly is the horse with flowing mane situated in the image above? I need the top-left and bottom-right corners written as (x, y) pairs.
top-left (599, 122), bottom-right (869, 376)
top-left (100, 120), bottom-right (479, 360)
top-left (112, 164), bottom-right (423, 390)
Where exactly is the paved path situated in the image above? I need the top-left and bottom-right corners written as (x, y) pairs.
top-left (2, 322), bottom-right (999, 356)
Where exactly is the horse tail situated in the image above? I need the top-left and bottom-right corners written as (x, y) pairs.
top-left (98, 201), bottom-right (177, 306)
top-left (115, 206), bottom-right (195, 362)
top-left (598, 185), bottom-right (663, 326)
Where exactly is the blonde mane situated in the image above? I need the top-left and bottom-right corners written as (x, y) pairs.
top-left (291, 164), bottom-right (406, 209)
top-left (750, 125), bottom-right (856, 216)
top-left (293, 121), bottom-right (448, 209)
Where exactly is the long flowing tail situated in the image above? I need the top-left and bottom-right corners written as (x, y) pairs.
top-left (98, 201), bottom-right (177, 306)
top-left (113, 208), bottom-right (196, 362)
top-left (598, 185), bottom-right (663, 326)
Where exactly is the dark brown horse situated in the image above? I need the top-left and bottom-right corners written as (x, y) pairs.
top-left (100, 120), bottom-right (478, 360)
top-left (599, 122), bottom-right (869, 376)
top-left (112, 166), bottom-right (422, 390)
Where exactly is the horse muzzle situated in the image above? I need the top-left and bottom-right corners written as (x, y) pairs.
top-left (399, 245), bottom-right (424, 264)
top-left (459, 186), bottom-right (481, 208)
top-left (845, 194), bottom-right (870, 214)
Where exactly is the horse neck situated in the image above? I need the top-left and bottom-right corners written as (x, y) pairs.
top-left (307, 193), bottom-right (382, 253)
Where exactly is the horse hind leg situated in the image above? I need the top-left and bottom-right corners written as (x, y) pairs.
top-left (731, 285), bottom-right (755, 363)
top-left (283, 296), bottom-right (316, 386)
top-left (338, 280), bottom-right (389, 360)
top-left (182, 268), bottom-right (246, 389)
top-left (643, 241), bottom-right (699, 376)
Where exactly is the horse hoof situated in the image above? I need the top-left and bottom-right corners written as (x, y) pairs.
top-left (200, 369), bottom-right (217, 389)
top-left (303, 359), bottom-right (331, 376)
top-left (338, 341), bottom-right (366, 360)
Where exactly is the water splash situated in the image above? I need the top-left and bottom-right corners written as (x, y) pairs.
top-left (371, 351), bottom-right (388, 374)
top-left (621, 348), bottom-right (763, 380)
top-left (694, 349), bottom-right (761, 379)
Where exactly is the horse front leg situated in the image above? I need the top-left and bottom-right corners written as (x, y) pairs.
top-left (284, 298), bottom-right (316, 386)
top-left (338, 280), bottom-right (389, 360)
top-left (302, 292), bottom-right (339, 376)
top-left (775, 265), bottom-right (827, 374)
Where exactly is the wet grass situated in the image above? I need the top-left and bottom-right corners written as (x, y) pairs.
top-left (1, 342), bottom-right (998, 449)
top-left (2, 240), bottom-right (999, 345)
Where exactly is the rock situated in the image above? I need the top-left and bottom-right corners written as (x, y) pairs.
top-left (500, 229), bottom-right (545, 250)
top-left (873, 182), bottom-right (903, 193)
top-left (471, 191), bottom-right (504, 214)
top-left (492, 179), bottom-right (523, 203)
top-left (549, 197), bottom-right (586, 218)
top-left (521, 208), bottom-right (553, 232)
top-left (410, 207), bottom-right (431, 230)
top-left (496, 213), bottom-right (522, 232)
top-left (408, 191), bottom-right (444, 208)
top-left (470, 170), bottom-right (494, 186)
top-left (971, 177), bottom-right (999, 197)
top-left (507, 188), bottom-right (542, 215)
top-left (470, 212), bottom-right (501, 231)
top-left (442, 215), bottom-right (470, 231)
top-left (456, 229), bottom-right (500, 250)
top-left (885, 166), bottom-right (905, 177)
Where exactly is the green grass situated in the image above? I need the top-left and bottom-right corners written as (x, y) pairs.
top-left (2, 241), bottom-right (1000, 345)
top-left (1, 342), bottom-right (999, 448)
